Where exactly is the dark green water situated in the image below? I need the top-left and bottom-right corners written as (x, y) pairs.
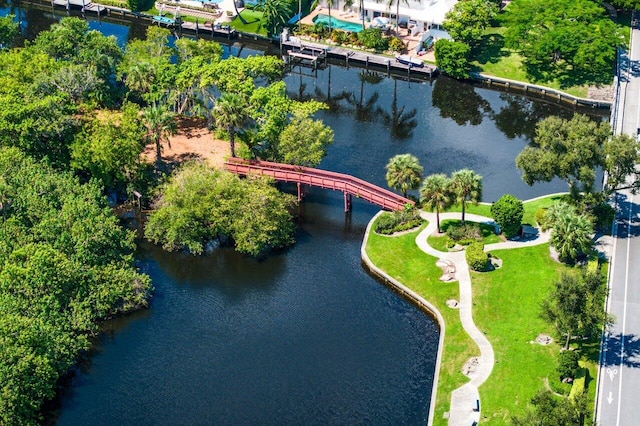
top-left (2, 3), bottom-right (607, 424)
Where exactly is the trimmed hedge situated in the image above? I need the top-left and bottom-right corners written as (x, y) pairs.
top-left (374, 209), bottom-right (422, 235)
top-left (569, 367), bottom-right (588, 400)
top-left (466, 242), bottom-right (488, 271)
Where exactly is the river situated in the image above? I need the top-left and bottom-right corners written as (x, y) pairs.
top-left (3, 3), bottom-right (607, 424)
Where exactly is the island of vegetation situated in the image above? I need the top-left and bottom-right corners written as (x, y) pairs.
top-left (2, 0), bottom-right (640, 422)
top-left (0, 14), bottom-right (336, 423)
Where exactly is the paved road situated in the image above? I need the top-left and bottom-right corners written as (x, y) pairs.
top-left (596, 15), bottom-right (640, 426)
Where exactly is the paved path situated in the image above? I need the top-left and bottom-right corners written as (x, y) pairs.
top-left (416, 212), bottom-right (550, 425)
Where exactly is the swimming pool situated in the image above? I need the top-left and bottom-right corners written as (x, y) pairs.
top-left (313, 14), bottom-right (363, 32)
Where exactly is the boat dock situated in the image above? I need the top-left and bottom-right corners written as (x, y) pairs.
top-left (50, 0), bottom-right (107, 14)
top-left (281, 40), bottom-right (437, 79)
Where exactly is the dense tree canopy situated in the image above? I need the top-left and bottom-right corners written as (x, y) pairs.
top-left (434, 39), bottom-right (471, 79)
top-left (145, 162), bottom-right (297, 256)
top-left (516, 114), bottom-right (610, 195)
top-left (443, 0), bottom-right (498, 47)
top-left (546, 202), bottom-right (594, 264)
top-left (0, 147), bottom-right (150, 424)
top-left (503, 0), bottom-right (623, 81)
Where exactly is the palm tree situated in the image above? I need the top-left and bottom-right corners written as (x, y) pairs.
top-left (261, 0), bottom-right (291, 36)
top-left (451, 169), bottom-right (482, 225)
top-left (142, 103), bottom-right (177, 165)
top-left (547, 202), bottom-right (593, 263)
top-left (420, 174), bottom-right (454, 233)
top-left (385, 154), bottom-right (423, 197)
top-left (384, 0), bottom-right (411, 34)
top-left (213, 93), bottom-right (247, 158)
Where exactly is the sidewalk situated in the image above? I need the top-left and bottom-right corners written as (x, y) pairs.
top-left (416, 211), bottom-right (550, 425)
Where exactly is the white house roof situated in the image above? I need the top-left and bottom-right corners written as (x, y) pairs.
top-left (361, 0), bottom-right (458, 25)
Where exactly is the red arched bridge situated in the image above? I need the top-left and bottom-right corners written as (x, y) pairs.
top-left (223, 158), bottom-right (414, 212)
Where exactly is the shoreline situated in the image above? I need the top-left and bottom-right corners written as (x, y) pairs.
top-left (361, 211), bottom-right (445, 426)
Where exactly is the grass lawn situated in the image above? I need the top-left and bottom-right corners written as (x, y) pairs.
top-left (471, 244), bottom-right (569, 423)
top-left (365, 222), bottom-right (477, 425)
top-left (427, 220), bottom-right (503, 252)
top-left (470, 27), bottom-right (602, 98)
top-left (366, 201), bottom-right (602, 423)
top-left (441, 193), bottom-right (568, 227)
top-left (229, 10), bottom-right (267, 36)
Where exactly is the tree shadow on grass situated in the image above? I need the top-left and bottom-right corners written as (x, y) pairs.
top-left (523, 59), bottom-right (613, 90)
top-left (471, 33), bottom-right (509, 66)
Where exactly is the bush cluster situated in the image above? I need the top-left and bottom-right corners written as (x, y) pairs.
top-left (557, 350), bottom-right (580, 381)
top-left (490, 194), bottom-right (523, 238)
top-left (466, 242), bottom-right (489, 271)
top-left (447, 222), bottom-right (482, 241)
top-left (535, 208), bottom-right (549, 229)
top-left (375, 209), bottom-right (422, 234)
top-left (297, 25), bottom-right (401, 53)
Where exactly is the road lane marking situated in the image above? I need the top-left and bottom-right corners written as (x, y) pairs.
top-left (616, 192), bottom-right (634, 426)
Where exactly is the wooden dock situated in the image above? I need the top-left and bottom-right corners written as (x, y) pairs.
top-left (281, 40), bottom-right (437, 79)
top-left (51, 0), bottom-right (106, 14)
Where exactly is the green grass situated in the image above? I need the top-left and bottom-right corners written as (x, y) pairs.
top-left (440, 193), bottom-right (568, 227)
top-left (471, 244), bottom-right (569, 423)
top-left (365, 200), bottom-right (602, 424)
top-left (469, 26), bottom-right (614, 98)
top-left (228, 10), bottom-right (268, 35)
top-left (427, 220), bottom-right (502, 252)
top-left (365, 221), bottom-right (477, 425)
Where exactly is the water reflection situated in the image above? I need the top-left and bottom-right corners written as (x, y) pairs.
top-left (491, 93), bottom-right (577, 141)
top-left (432, 76), bottom-right (492, 126)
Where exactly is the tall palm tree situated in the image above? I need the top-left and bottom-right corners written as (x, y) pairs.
top-left (213, 93), bottom-right (247, 158)
top-left (451, 169), bottom-right (482, 225)
top-left (385, 154), bottom-right (423, 197)
top-left (420, 174), bottom-right (454, 233)
top-left (142, 103), bottom-right (177, 165)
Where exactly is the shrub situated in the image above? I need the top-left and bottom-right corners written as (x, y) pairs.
top-left (457, 238), bottom-right (476, 246)
top-left (330, 30), bottom-right (347, 44)
top-left (347, 31), bottom-right (360, 45)
top-left (535, 208), bottom-right (549, 229)
top-left (490, 194), bottom-right (524, 238)
top-left (434, 39), bottom-right (470, 79)
top-left (446, 222), bottom-right (481, 241)
top-left (374, 208), bottom-right (422, 234)
top-left (388, 36), bottom-right (405, 53)
top-left (358, 28), bottom-right (389, 51)
top-left (466, 242), bottom-right (488, 271)
top-left (557, 350), bottom-right (580, 381)
top-left (569, 367), bottom-right (587, 399)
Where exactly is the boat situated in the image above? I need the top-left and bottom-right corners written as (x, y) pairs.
top-left (395, 54), bottom-right (424, 68)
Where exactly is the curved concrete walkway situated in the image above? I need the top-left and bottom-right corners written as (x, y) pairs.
top-left (416, 211), bottom-right (550, 425)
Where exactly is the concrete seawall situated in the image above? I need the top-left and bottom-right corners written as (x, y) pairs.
top-left (360, 211), bottom-right (445, 426)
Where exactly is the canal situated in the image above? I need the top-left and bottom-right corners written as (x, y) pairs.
top-left (2, 3), bottom-right (607, 424)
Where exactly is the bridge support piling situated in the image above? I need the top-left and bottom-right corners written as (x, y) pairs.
top-left (344, 192), bottom-right (352, 212)
top-left (297, 182), bottom-right (305, 201)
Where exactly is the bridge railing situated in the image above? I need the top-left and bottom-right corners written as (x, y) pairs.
top-left (224, 158), bottom-right (414, 211)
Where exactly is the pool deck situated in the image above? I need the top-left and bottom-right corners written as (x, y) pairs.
top-left (300, 7), bottom-right (435, 63)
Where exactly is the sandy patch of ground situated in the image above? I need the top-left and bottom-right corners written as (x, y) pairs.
top-left (142, 117), bottom-right (230, 169)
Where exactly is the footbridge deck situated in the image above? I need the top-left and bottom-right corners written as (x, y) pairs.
top-left (223, 158), bottom-right (414, 212)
